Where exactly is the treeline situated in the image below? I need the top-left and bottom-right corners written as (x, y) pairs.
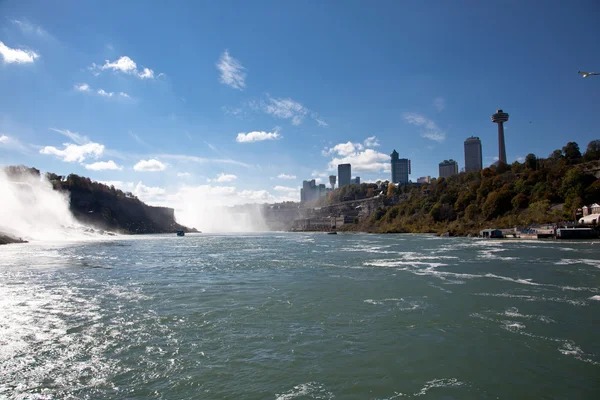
top-left (344, 140), bottom-right (600, 235)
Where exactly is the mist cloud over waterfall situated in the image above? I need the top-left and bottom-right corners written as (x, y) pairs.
top-left (0, 169), bottom-right (88, 241)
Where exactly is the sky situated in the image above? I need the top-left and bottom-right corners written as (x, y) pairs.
top-left (1, 0), bottom-right (599, 209)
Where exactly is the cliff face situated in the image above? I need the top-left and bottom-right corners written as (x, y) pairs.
top-left (68, 189), bottom-right (193, 234)
top-left (2, 166), bottom-right (196, 234)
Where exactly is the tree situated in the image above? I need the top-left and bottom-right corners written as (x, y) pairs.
top-left (583, 140), bottom-right (600, 162)
top-left (512, 193), bottom-right (529, 210)
top-left (525, 153), bottom-right (537, 170)
top-left (562, 142), bottom-right (582, 164)
top-left (482, 190), bottom-right (512, 220)
top-left (387, 183), bottom-right (396, 197)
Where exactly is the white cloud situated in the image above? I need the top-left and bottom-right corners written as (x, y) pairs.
top-left (277, 174), bottom-right (296, 180)
top-left (402, 112), bottom-right (446, 142)
top-left (253, 95), bottom-right (326, 126)
top-left (274, 185), bottom-right (297, 192)
top-left (138, 68), bottom-right (154, 79)
top-left (209, 173), bottom-right (237, 183)
top-left (264, 96), bottom-right (308, 125)
top-left (0, 134), bottom-right (29, 153)
top-left (133, 182), bottom-right (166, 203)
top-left (73, 84), bottom-right (129, 99)
top-left (0, 41), bottom-right (39, 64)
top-left (129, 132), bottom-right (148, 146)
top-left (177, 172), bottom-right (191, 177)
top-left (133, 159), bottom-right (167, 172)
top-left (101, 56), bottom-right (137, 73)
top-left (74, 83), bottom-right (91, 92)
top-left (12, 20), bottom-right (50, 39)
top-left (314, 177), bottom-right (323, 183)
top-left (364, 136), bottom-right (380, 147)
top-left (84, 160), bottom-right (123, 171)
top-left (311, 171), bottom-right (327, 178)
top-left (323, 141), bottom-right (364, 156)
top-left (216, 50), bottom-right (246, 90)
top-left (40, 142), bottom-right (104, 163)
top-left (97, 89), bottom-right (114, 97)
top-left (236, 130), bottom-right (281, 143)
top-left (315, 117), bottom-right (328, 127)
top-left (324, 139), bottom-right (390, 173)
top-left (99, 181), bottom-right (134, 191)
top-left (433, 97), bottom-right (445, 112)
top-left (158, 153), bottom-right (251, 168)
top-left (92, 56), bottom-right (158, 79)
top-left (49, 128), bottom-right (89, 145)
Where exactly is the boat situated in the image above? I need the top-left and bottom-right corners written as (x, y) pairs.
top-left (327, 231), bottom-right (337, 235)
top-left (176, 230), bottom-right (185, 236)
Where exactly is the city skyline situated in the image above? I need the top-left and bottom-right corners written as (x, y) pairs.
top-left (1, 1), bottom-right (599, 208)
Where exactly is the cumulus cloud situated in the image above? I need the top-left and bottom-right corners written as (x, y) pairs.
top-left (326, 141), bottom-right (364, 156)
top-left (216, 50), bottom-right (246, 90)
top-left (74, 83), bottom-right (91, 92)
top-left (97, 89), bottom-right (114, 97)
top-left (0, 41), bottom-right (39, 64)
top-left (134, 181), bottom-right (166, 202)
top-left (209, 173), bottom-right (237, 183)
top-left (236, 130), bottom-right (281, 143)
top-left (91, 56), bottom-right (158, 79)
top-left (324, 139), bottom-right (390, 173)
top-left (133, 159), bottom-right (167, 172)
top-left (73, 84), bottom-right (129, 99)
top-left (277, 173), bottom-right (296, 180)
top-left (84, 160), bottom-right (123, 171)
top-left (433, 97), bottom-right (445, 111)
top-left (177, 172), bottom-right (191, 177)
top-left (402, 112), bottom-right (446, 142)
top-left (40, 142), bottom-right (104, 163)
top-left (364, 136), bottom-right (380, 147)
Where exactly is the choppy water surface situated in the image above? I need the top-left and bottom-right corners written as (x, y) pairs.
top-left (1, 233), bottom-right (599, 399)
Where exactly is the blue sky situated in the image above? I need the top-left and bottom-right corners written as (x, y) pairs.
top-left (1, 0), bottom-right (599, 208)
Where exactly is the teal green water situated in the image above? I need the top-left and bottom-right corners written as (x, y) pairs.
top-left (1, 233), bottom-right (599, 399)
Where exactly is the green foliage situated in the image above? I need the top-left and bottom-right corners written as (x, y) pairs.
top-left (525, 153), bottom-right (537, 170)
top-left (583, 140), bottom-right (600, 162)
top-left (482, 190), bottom-right (512, 220)
top-left (562, 142), bottom-right (582, 164)
top-left (339, 140), bottom-right (600, 235)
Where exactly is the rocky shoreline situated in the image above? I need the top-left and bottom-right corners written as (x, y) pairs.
top-left (0, 233), bottom-right (28, 245)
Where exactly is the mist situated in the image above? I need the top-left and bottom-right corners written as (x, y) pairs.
top-left (161, 186), bottom-right (270, 233)
top-left (0, 170), bottom-right (90, 241)
top-left (173, 204), bottom-right (268, 233)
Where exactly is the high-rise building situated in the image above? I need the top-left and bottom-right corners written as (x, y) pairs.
top-left (300, 180), bottom-right (330, 202)
top-left (390, 150), bottom-right (411, 184)
top-left (491, 109), bottom-right (509, 165)
top-left (439, 159), bottom-right (459, 178)
top-left (338, 164), bottom-right (351, 187)
top-left (417, 176), bottom-right (431, 184)
top-left (464, 136), bottom-right (482, 172)
top-left (329, 175), bottom-right (336, 189)
top-left (350, 177), bottom-right (361, 185)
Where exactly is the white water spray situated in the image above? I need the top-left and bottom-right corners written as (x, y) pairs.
top-left (0, 169), bottom-right (92, 241)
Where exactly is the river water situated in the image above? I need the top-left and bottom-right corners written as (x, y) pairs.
top-left (0, 233), bottom-right (599, 399)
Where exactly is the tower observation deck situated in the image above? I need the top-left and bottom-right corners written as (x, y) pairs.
top-left (491, 109), bottom-right (509, 165)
